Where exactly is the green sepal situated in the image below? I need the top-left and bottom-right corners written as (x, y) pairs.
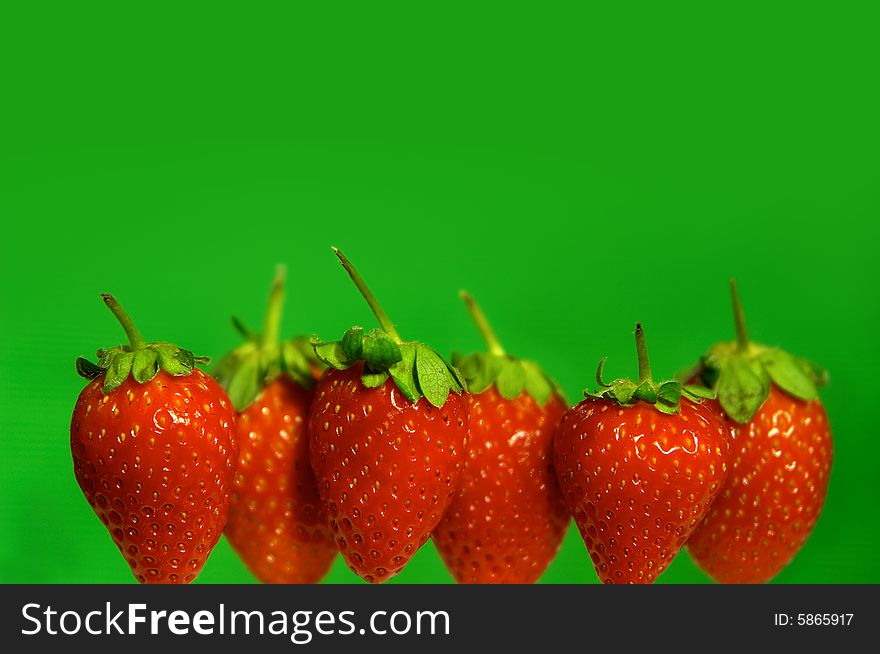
top-left (156, 345), bottom-right (194, 376)
top-left (388, 343), bottom-right (419, 401)
top-left (756, 349), bottom-right (822, 401)
top-left (717, 355), bottom-right (770, 424)
top-left (452, 351), bottom-right (566, 407)
top-left (104, 351), bottom-right (134, 391)
top-left (76, 357), bottom-right (104, 380)
top-left (281, 337), bottom-right (320, 389)
top-left (341, 326), bottom-right (364, 360)
top-left (313, 341), bottom-right (348, 369)
top-left (77, 342), bottom-right (206, 394)
top-left (496, 359), bottom-right (526, 400)
top-left (415, 344), bottom-right (455, 407)
top-left (222, 357), bottom-right (260, 411)
top-left (312, 330), bottom-right (464, 408)
top-left (521, 360), bottom-right (559, 405)
top-left (131, 348), bottom-right (159, 384)
top-left (362, 369), bottom-right (390, 388)
top-left (586, 357), bottom-right (714, 414)
top-left (681, 384), bottom-right (715, 402)
top-left (214, 332), bottom-right (322, 411)
top-left (633, 380), bottom-right (657, 404)
top-left (362, 329), bottom-right (402, 368)
top-left (687, 340), bottom-right (827, 424)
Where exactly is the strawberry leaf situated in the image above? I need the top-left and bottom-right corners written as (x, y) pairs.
top-left (362, 329), bottom-right (402, 368)
top-left (453, 351), bottom-right (563, 406)
top-left (389, 343), bottom-right (419, 401)
top-left (681, 384), bottom-right (715, 402)
top-left (76, 357), bottom-right (104, 380)
top-left (313, 341), bottom-right (350, 370)
top-left (281, 337), bottom-right (319, 390)
top-left (585, 325), bottom-right (698, 414)
top-left (685, 281), bottom-right (828, 424)
top-left (496, 359), bottom-right (526, 400)
top-left (415, 344), bottom-right (454, 408)
top-left (225, 358), bottom-right (261, 411)
top-left (312, 332), bottom-right (462, 407)
top-left (692, 343), bottom-right (826, 424)
top-left (132, 348), bottom-right (159, 384)
top-left (362, 368), bottom-right (390, 388)
top-left (76, 295), bottom-right (207, 395)
top-left (521, 359), bottom-right (556, 406)
top-left (757, 349), bottom-right (819, 401)
top-left (717, 357), bottom-right (770, 424)
top-left (633, 380), bottom-right (658, 404)
top-left (341, 326), bottom-right (364, 361)
top-left (656, 380), bottom-right (682, 406)
top-left (103, 351), bottom-right (134, 393)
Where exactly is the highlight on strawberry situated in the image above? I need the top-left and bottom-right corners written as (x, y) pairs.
top-left (71, 295), bottom-right (238, 583)
top-left (307, 248), bottom-right (469, 583)
top-left (214, 267), bottom-right (337, 584)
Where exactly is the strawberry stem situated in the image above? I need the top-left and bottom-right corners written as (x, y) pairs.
top-left (460, 290), bottom-right (505, 356)
top-left (635, 322), bottom-right (652, 384)
top-left (730, 278), bottom-right (750, 352)
top-left (231, 316), bottom-right (256, 340)
top-left (332, 247), bottom-right (402, 343)
top-left (101, 294), bottom-right (146, 350)
top-left (260, 264), bottom-right (286, 349)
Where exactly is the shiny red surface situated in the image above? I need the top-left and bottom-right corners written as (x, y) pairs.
top-left (687, 387), bottom-right (832, 583)
top-left (308, 364), bottom-right (469, 583)
top-left (433, 387), bottom-right (568, 583)
top-left (554, 396), bottom-right (730, 583)
top-left (70, 369), bottom-right (238, 583)
top-left (225, 375), bottom-right (336, 584)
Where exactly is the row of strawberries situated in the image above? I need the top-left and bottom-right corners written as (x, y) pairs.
top-left (70, 250), bottom-right (832, 584)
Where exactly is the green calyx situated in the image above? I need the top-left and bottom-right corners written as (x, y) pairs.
top-left (452, 291), bottom-right (566, 407)
top-left (213, 266), bottom-right (322, 411)
top-left (587, 323), bottom-right (714, 415)
top-left (76, 294), bottom-right (208, 393)
top-left (692, 279), bottom-right (828, 424)
top-left (310, 248), bottom-right (464, 408)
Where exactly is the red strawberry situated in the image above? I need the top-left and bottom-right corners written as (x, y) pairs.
top-left (214, 269), bottom-right (336, 584)
top-left (433, 291), bottom-right (569, 583)
top-left (71, 295), bottom-right (238, 584)
top-left (685, 281), bottom-right (832, 583)
top-left (309, 248), bottom-right (469, 583)
top-left (553, 323), bottom-right (730, 584)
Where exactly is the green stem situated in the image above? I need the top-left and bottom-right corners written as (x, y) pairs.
top-left (260, 265), bottom-right (286, 349)
top-left (231, 316), bottom-right (256, 340)
top-left (730, 278), bottom-right (750, 352)
top-left (634, 322), bottom-right (652, 384)
top-left (332, 247), bottom-right (401, 343)
top-left (101, 294), bottom-right (146, 350)
top-left (460, 290), bottom-right (505, 356)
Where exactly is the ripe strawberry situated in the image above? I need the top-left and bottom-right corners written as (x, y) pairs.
top-left (71, 295), bottom-right (238, 584)
top-left (553, 324), bottom-right (730, 584)
top-left (685, 281), bottom-right (832, 583)
top-left (214, 268), bottom-right (337, 584)
top-left (432, 291), bottom-right (569, 583)
top-left (309, 248), bottom-right (469, 583)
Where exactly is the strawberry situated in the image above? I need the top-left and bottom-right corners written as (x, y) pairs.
top-left (71, 295), bottom-right (238, 584)
top-left (213, 268), bottom-right (337, 584)
top-left (553, 324), bottom-right (730, 584)
top-left (684, 281), bottom-right (832, 583)
top-left (309, 248), bottom-right (468, 583)
top-left (432, 291), bottom-right (569, 583)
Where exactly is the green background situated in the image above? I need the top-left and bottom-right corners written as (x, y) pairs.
top-left (1, 3), bottom-right (877, 584)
